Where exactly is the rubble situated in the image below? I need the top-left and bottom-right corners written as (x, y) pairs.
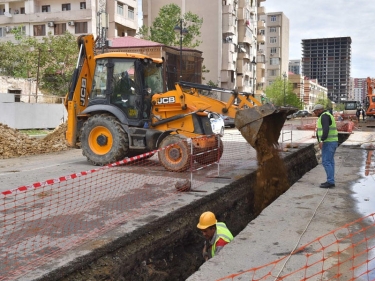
top-left (0, 123), bottom-right (70, 159)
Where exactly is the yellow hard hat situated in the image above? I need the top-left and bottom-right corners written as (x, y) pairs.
top-left (197, 211), bottom-right (217, 229)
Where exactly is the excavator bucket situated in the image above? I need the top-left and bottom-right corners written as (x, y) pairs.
top-left (234, 103), bottom-right (297, 162)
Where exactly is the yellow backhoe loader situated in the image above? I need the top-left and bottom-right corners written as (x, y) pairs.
top-left (65, 34), bottom-right (296, 172)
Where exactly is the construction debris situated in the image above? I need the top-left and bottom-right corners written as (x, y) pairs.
top-left (0, 123), bottom-right (70, 159)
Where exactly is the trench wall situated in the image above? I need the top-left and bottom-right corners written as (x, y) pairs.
top-left (33, 144), bottom-right (318, 281)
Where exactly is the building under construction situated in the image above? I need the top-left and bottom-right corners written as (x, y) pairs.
top-left (302, 37), bottom-right (351, 104)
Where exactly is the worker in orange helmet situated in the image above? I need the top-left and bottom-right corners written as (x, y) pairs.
top-left (197, 211), bottom-right (233, 261)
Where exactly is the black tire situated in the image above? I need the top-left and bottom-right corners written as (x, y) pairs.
top-left (158, 135), bottom-right (191, 172)
top-left (195, 136), bottom-right (224, 165)
top-left (81, 114), bottom-right (129, 165)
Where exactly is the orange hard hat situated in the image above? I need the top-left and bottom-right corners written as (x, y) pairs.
top-left (197, 211), bottom-right (217, 229)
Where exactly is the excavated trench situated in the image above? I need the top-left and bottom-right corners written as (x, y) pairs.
top-left (40, 144), bottom-right (318, 281)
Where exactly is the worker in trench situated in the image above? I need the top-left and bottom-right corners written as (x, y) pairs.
top-left (197, 211), bottom-right (233, 261)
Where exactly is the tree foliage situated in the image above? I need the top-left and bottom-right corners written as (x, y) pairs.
top-left (315, 94), bottom-right (333, 109)
top-left (0, 28), bottom-right (78, 96)
top-left (138, 4), bottom-right (203, 48)
top-left (265, 77), bottom-right (302, 108)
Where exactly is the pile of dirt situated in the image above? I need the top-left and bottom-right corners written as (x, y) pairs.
top-left (0, 123), bottom-right (70, 159)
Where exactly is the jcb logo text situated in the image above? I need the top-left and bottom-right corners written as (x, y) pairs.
top-left (157, 97), bottom-right (175, 104)
top-left (80, 78), bottom-right (87, 106)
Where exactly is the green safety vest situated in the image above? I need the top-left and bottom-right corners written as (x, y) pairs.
top-left (211, 222), bottom-right (234, 257)
top-left (317, 112), bottom-right (338, 142)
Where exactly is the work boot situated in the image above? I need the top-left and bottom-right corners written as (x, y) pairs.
top-left (320, 182), bottom-right (335, 188)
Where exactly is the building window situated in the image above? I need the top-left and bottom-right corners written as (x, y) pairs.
top-left (117, 2), bottom-right (124, 15)
top-left (259, 29), bottom-right (265, 35)
top-left (62, 4), bottom-right (71, 11)
top-left (33, 25), bottom-right (46, 36)
top-left (75, 22), bottom-right (87, 34)
top-left (270, 69), bottom-right (277, 76)
top-left (42, 5), bottom-right (51, 12)
top-left (270, 27), bottom-right (276, 32)
top-left (270, 57), bottom-right (279, 65)
top-left (80, 2), bottom-right (86, 9)
top-left (128, 6), bottom-right (134, 19)
top-left (270, 47), bottom-right (277, 54)
top-left (270, 37), bottom-right (277, 44)
top-left (54, 23), bottom-right (67, 35)
top-left (20, 7), bottom-right (25, 14)
top-left (270, 15), bottom-right (277, 22)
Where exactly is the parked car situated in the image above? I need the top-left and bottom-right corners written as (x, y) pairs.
top-left (220, 114), bottom-right (235, 128)
top-left (293, 110), bottom-right (312, 118)
top-left (207, 112), bottom-right (225, 136)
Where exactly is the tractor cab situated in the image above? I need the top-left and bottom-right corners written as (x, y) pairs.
top-left (89, 55), bottom-right (164, 126)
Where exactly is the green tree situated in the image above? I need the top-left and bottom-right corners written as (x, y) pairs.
top-left (0, 28), bottom-right (78, 96)
top-left (38, 32), bottom-right (78, 96)
top-left (138, 4), bottom-right (203, 48)
top-left (315, 93), bottom-right (332, 109)
top-left (264, 77), bottom-right (301, 108)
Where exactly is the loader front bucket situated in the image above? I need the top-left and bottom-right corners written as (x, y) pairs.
top-left (234, 103), bottom-right (297, 162)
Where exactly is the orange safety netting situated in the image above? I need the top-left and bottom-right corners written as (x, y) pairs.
top-left (0, 131), bottom-right (334, 280)
top-left (0, 133), bottom-right (258, 280)
top-left (217, 213), bottom-right (375, 281)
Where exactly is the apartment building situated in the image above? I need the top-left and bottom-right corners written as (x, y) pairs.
top-left (0, 0), bottom-right (138, 44)
top-left (350, 78), bottom-right (367, 104)
top-left (288, 72), bottom-right (304, 108)
top-left (304, 78), bottom-right (328, 111)
top-left (289, 59), bottom-right (301, 75)
top-left (288, 73), bottom-right (328, 111)
top-left (302, 37), bottom-right (351, 104)
top-left (262, 12), bottom-right (289, 87)
top-left (142, 0), bottom-right (265, 102)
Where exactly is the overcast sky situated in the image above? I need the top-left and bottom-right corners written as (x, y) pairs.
top-left (265, 0), bottom-right (373, 78)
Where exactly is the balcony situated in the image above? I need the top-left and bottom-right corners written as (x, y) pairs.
top-left (221, 70), bottom-right (232, 83)
top-left (222, 58), bottom-right (236, 71)
top-left (257, 6), bottom-right (265, 15)
top-left (237, 51), bottom-right (250, 60)
top-left (236, 63), bottom-right (251, 76)
top-left (236, 78), bottom-right (252, 92)
top-left (237, 8), bottom-right (246, 20)
top-left (257, 34), bottom-right (265, 43)
top-left (257, 20), bottom-right (265, 29)
top-left (223, 4), bottom-right (235, 15)
top-left (257, 62), bottom-right (265, 70)
top-left (222, 14), bottom-right (236, 35)
top-left (238, 0), bottom-right (249, 8)
top-left (0, 9), bottom-right (92, 25)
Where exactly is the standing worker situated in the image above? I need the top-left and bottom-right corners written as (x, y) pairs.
top-left (197, 211), bottom-right (233, 261)
top-left (361, 108), bottom-right (366, 121)
top-left (313, 104), bottom-right (338, 188)
top-left (356, 108), bottom-right (361, 122)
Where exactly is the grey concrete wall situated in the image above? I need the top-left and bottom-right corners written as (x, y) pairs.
top-left (0, 102), bottom-right (67, 129)
top-left (0, 93), bottom-right (15, 103)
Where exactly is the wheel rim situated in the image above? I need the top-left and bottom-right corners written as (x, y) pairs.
top-left (165, 145), bottom-right (182, 163)
top-left (88, 126), bottom-right (113, 155)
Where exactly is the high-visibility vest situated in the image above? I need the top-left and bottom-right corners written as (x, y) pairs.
top-left (211, 222), bottom-right (234, 257)
top-left (317, 112), bottom-right (338, 142)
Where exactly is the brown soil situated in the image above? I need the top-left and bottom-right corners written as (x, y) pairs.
top-left (0, 123), bottom-right (70, 159)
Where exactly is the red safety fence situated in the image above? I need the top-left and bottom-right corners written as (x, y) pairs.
top-left (0, 131), bottom-right (321, 280)
top-left (217, 213), bottom-right (375, 281)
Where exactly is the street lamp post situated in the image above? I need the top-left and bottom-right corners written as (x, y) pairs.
top-left (174, 19), bottom-right (188, 82)
top-left (283, 72), bottom-right (287, 106)
top-left (251, 56), bottom-right (256, 97)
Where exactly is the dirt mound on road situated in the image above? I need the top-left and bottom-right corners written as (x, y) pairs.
top-left (0, 123), bottom-right (70, 159)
